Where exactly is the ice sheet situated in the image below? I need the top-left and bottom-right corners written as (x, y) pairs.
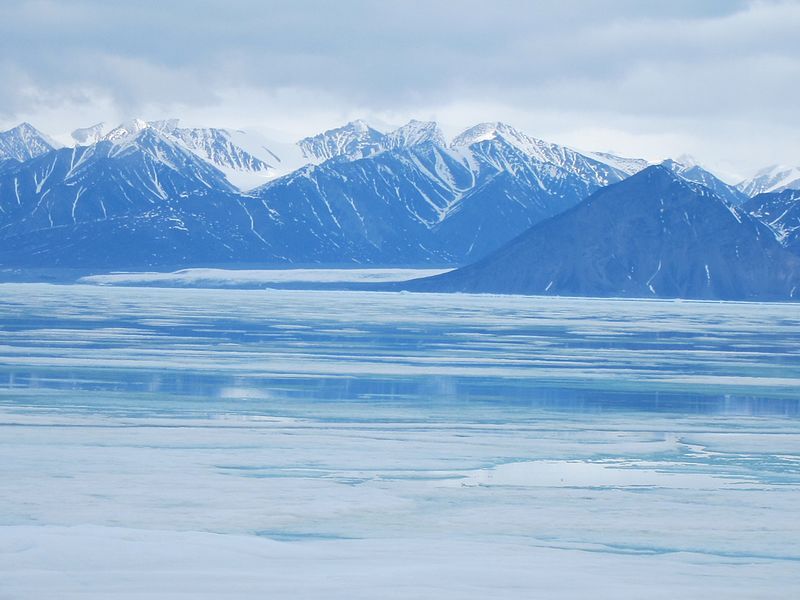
top-left (0, 284), bottom-right (798, 598)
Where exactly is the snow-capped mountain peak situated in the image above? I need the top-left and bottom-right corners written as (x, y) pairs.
top-left (101, 118), bottom-right (184, 145)
top-left (754, 164), bottom-right (790, 178)
top-left (0, 122), bottom-right (60, 162)
top-left (347, 118), bottom-right (370, 132)
top-left (166, 126), bottom-right (272, 172)
top-left (297, 120), bottom-right (386, 162)
top-left (74, 118), bottom-right (291, 190)
top-left (659, 158), bottom-right (748, 206)
top-left (451, 121), bottom-right (543, 149)
top-left (99, 118), bottom-right (181, 144)
top-left (71, 122), bottom-right (106, 145)
top-left (660, 157), bottom-right (694, 174)
top-left (384, 120), bottom-right (446, 150)
top-left (451, 122), bottom-right (569, 164)
top-left (674, 153), bottom-right (702, 168)
top-left (104, 118), bottom-right (151, 143)
top-left (148, 118), bottom-right (181, 133)
top-left (105, 125), bottom-right (183, 160)
top-left (451, 122), bottom-right (513, 147)
top-left (738, 164), bottom-right (800, 196)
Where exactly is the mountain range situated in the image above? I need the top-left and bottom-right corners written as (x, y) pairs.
top-left (0, 118), bottom-right (648, 267)
top-left (405, 166), bottom-right (800, 300)
top-left (0, 118), bottom-right (797, 299)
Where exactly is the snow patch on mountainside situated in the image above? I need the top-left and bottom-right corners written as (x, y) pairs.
top-left (745, 189), bottom-right (800, 251)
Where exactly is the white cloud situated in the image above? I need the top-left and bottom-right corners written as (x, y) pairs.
top-left (0, 0), bottom-right (797, 175)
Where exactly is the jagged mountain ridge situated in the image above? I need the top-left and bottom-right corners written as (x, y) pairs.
top-left (0, 119), bottom-right (644, 267)
top-left (297, 119), bottom-right (450, 163)
top-left (255, 121), bottom-right (644, 262)
top-left (71, 119), bottom-right (282, 190)
top-left (298, 120), bottom-right (387, 162)
top-left (406, 166), bottom-right (800, 300)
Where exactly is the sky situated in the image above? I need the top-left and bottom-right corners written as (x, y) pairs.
top-left (0, 0), bottom-right (797, 181)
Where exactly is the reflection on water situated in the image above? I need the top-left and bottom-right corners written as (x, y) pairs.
top-left (2, 370), bottom-right (799, 419)
top-left (0, 283), bottom-right (797, 420)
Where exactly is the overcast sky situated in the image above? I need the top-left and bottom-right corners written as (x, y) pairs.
top-left (1, 0), bottom-right (797, 179)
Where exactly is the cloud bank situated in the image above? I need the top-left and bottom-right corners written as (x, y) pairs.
top-left (1, 0), bottom-right (797, 176)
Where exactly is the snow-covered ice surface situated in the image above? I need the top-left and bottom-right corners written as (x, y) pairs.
top-left (1, 284), bottom-right (799, 599)
top-left (79, 267), bottom-right (452, 287)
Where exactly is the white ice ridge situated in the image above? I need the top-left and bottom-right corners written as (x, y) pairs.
top-left (80, 267), bottom-right (453, 286)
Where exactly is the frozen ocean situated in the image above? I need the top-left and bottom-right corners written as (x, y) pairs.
top-left (1, 280), bottom-right (799, 598)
